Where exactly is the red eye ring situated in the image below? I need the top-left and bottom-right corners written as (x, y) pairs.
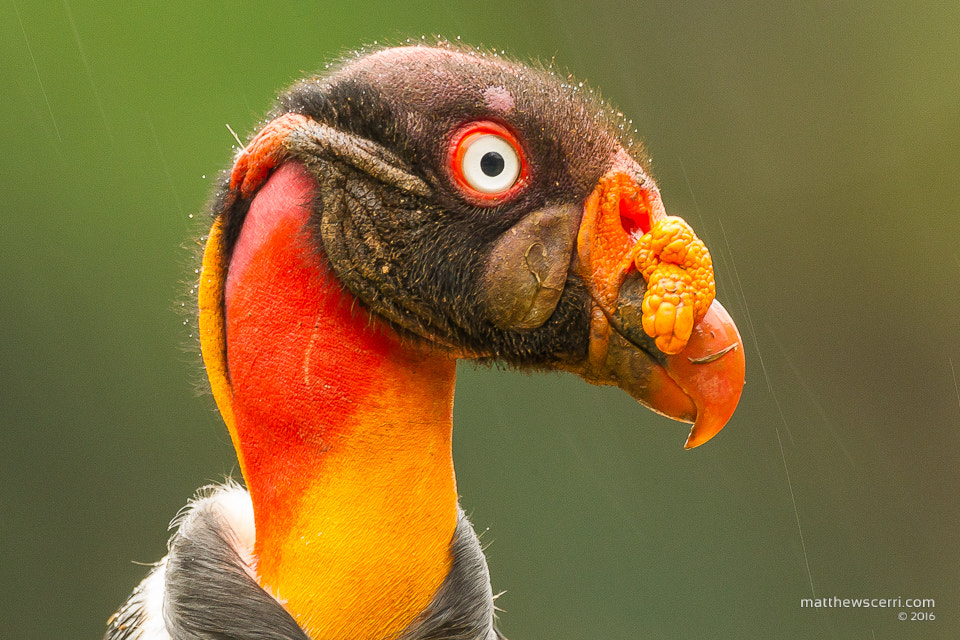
top-left (449, 120), bottom-right (529, 205)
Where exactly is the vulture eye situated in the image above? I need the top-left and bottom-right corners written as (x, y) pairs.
top-left (450, 121), bottom-right (527, 203)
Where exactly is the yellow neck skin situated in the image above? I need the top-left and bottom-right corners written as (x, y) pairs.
top-left (199, 165), bottom-right (460, 640)
top-left (257, 351), bottom-right (458, 640)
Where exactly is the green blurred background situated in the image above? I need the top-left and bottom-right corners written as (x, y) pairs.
top-left (2, 1), bottom-right (958, 638)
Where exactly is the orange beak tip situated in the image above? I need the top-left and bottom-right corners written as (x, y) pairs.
top-left (668, 300), bottom-right (746, 450)
top-left (683, 421), bottom-right (722, 450)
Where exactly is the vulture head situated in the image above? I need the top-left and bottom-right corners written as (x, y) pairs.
top-left (107, 43), bottom-right (744, 640)
top-left (207, 44), bottom-right (743, 444)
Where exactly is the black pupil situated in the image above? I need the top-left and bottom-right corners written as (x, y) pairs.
top-left (480, 151), bottom-right (505, 177)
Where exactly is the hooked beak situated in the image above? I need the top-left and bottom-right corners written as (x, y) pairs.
top-left (672, 301), bottom-right (745, 448)
top-left (572, 170), bottom-right (745, 448)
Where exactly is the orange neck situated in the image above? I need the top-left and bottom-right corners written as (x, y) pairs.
top-left (202, 163), bottom-right (458, 640)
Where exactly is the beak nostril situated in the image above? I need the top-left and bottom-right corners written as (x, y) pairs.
top-left (617, 188), bottom-right (651, 240)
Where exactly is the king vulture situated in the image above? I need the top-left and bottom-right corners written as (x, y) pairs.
top-left (105, 43), bottom-right (745, 640)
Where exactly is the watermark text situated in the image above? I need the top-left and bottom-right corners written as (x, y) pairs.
top-left (800, 596), bottom-right (935, 609)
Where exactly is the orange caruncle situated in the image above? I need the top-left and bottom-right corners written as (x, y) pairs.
top-left (634, 217), bottom-right (715, 354)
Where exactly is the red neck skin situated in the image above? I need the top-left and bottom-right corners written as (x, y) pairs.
top-left (222, 162), bottom-right (458, 640)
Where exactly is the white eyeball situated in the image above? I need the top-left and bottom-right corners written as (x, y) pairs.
top-left (459, 133), bottom-right (522, 195)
